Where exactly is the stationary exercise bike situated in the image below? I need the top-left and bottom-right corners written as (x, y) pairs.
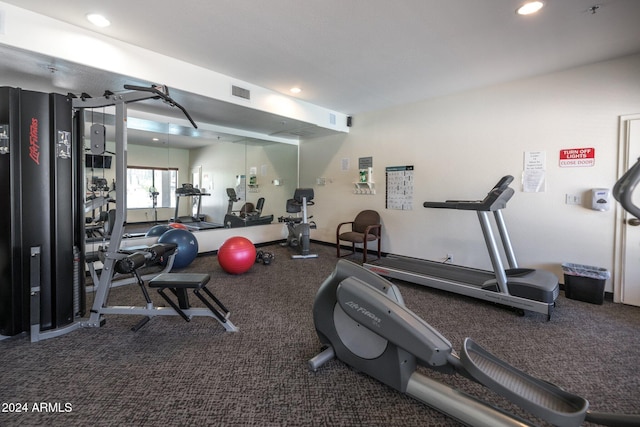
top-left (149, 186), bottom-right (159, 224)
top-left (279, 188), bottom-right (317, 259)
top-left (224, 188), bottom-right (273, 228)
top-left (309, 259), bottom-right (640, 427)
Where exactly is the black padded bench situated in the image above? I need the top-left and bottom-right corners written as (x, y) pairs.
top-left (148, 273), bottom-right (231, 326)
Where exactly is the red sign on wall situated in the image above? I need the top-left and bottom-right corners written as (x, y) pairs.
top-left (559, 147), bottom-right (595, 167)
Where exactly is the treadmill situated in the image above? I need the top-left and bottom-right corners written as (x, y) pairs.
top-left (172, 183), bottom-right (222, 230)
top-left (364, 176), bottom-right (559, 319)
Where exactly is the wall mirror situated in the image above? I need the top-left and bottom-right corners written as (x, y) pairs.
top-left (82, 110), bottom-right (299, 231)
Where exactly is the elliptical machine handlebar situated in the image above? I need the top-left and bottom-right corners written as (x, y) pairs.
top-left (613, 157), bottom-right (640, 219)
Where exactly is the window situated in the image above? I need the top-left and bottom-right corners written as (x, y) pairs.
top-left (126, 166), bottom-right (178, 209)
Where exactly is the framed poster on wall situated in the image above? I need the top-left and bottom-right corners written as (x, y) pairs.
top-left (385, 165), bottom-right (414, 210)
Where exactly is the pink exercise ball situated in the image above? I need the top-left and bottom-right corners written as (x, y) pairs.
top-left (218, 236), bottom-right (256, 274)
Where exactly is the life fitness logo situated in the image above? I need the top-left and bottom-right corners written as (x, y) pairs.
top-left (29, 117), bottom-right (40, 165)
top-left (559, 147), bottom-right (594, 168)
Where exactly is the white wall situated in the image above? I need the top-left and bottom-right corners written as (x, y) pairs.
top-left (301, 53), bottom-right (640, 291)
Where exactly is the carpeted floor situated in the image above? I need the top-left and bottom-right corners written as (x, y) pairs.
top-left (1, 242), bottom-right (639, 426)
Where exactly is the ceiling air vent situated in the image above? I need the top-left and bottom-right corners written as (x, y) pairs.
top-left (232, 85), bottom-right (250, 100)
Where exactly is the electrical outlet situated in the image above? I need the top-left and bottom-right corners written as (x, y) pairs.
top-left (446, 253), bottom-right (453, 263)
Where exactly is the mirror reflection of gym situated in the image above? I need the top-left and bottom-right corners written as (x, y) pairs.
top-left (82, 113), bottom-right (299, 233)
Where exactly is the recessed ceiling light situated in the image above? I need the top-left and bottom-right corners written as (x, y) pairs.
top-left (516, 1), bottom-right (544, 15)
top-left (86, 13), bottom-right (111, 27)
top-left (290, 87), bottom-right (302, 94)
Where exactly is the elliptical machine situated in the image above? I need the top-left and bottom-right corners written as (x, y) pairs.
top-left (309, 259), bottom-right (640, 427)
top-left (279, 188), bottom-right (317, 259)
top-left (614, 157), bottom-right (640, 218)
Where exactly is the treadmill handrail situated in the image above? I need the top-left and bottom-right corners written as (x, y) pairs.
top-left (613, 157), bottom-right (640, 219)
top-left (423, 176), bottom-right (515, 211)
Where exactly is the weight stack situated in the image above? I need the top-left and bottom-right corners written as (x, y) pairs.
top-left (0, 87), bottom-right (80, 337)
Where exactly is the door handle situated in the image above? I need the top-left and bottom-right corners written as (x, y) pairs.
top-left (627, 218), bottom-right (640, 226)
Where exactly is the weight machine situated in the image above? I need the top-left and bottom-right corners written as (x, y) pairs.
top-left (9, 84), bottom-right (237, 342)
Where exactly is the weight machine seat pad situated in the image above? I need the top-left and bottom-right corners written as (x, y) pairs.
top-left (149, 273), bottom-right (210, 289)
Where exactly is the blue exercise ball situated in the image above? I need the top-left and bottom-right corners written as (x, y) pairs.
top-left (146, 224), bottom-right (172, 237)
top-left (158, 228), bottom-right (199, 269)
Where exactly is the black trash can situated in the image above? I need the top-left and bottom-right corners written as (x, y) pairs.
top-left (561, 263), bottom-right (610, 305)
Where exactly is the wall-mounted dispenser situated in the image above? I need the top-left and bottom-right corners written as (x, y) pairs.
top-left (354, 167), bottom-right (375, 194)
top-left (591, 188), bottom-right (611, 211)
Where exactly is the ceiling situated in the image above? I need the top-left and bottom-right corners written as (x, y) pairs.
top-left (1, 0), bottom-right (640, 148)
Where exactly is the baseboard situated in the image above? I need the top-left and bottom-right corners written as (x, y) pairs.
top-left (313, 240), bottom-right (388, 257)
